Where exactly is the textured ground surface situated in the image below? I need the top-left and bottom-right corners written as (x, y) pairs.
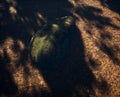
top-left (0, 0), bottom-right (120, 97)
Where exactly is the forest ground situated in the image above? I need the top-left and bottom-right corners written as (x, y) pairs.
top-left (0, 0), bottom-right (120, 97)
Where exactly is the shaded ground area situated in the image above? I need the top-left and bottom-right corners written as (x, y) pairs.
top-left (0, 0), bottom-right (120, 97)
top-left (100, 0), bottom-right (120, 14)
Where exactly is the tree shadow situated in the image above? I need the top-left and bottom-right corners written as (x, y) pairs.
top-left (0, 49), bottom-right (18, 96)
top-left (74, 3), bottom-right (120, 66)
top-left (100, 0), bottom-right (120, 14)
top-left (96, 41), bottom-right (120, 65)
top-left (31, 23), bottom-right (111, 97)
top-left (75, 5), bottom-right (120, 30)
top-left (98, 31), bottom-right (120, 66)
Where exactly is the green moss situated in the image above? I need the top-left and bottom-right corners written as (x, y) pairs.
top-left (30, 16), bottom-right (75, 64)
top-left (30, 34), bottom-right (55, 62)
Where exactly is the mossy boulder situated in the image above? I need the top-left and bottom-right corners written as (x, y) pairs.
top-left (30, 16), bottom-right (75, 66)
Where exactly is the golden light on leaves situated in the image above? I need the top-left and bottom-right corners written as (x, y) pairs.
top-left (37, 12), bottom-right (47, 23)
top-left (51, 24), bottom-right (60, 33)
top-left (69, 0), bottom-right (77, 7)
top-left (37, 13), bottom-right (43, 19)
top-left (2, 38), bottom-right (19, 62)
top-left (17, 40), bottom-right (25, 51)
top-left (3, 38), bottom-right (25, 51)
top-left (9, 6), bottom-right (17, 14)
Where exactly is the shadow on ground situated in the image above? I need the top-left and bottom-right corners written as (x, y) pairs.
top-left (100, 0), bottom-right (120, 14)
top-left (74, 1), bottom-right (120, 65)
top-left (0, 50), bottom-right (18, 96)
